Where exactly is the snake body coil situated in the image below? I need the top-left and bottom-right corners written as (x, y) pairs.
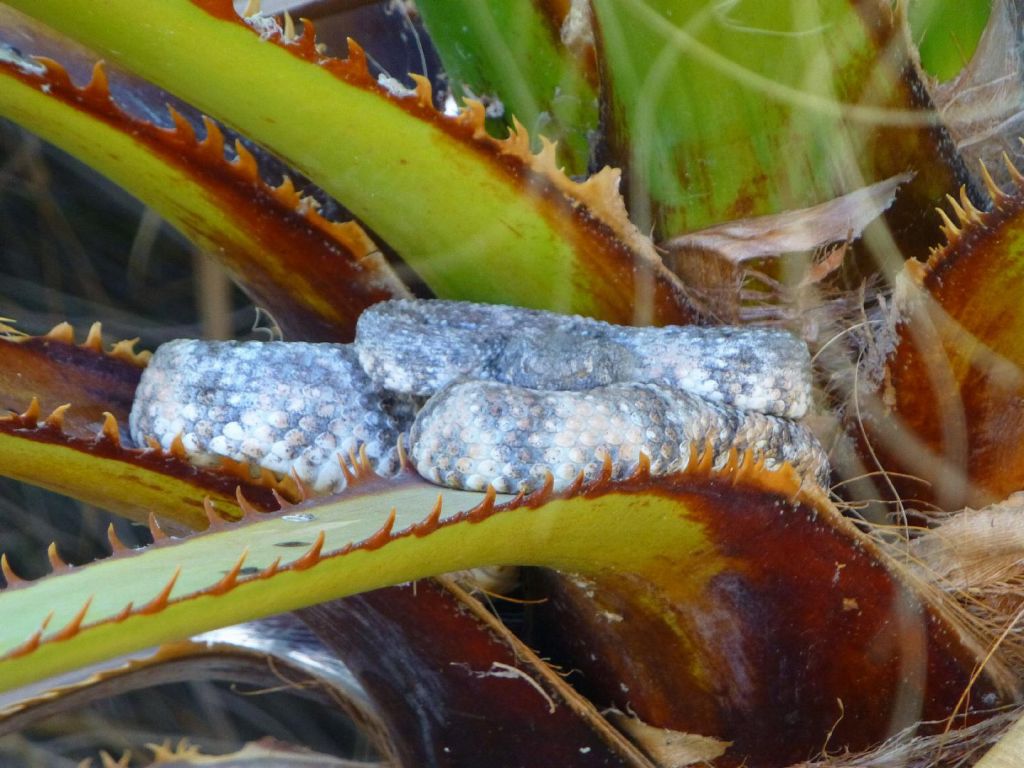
top-left (129, 300), bottom-right (828, 493)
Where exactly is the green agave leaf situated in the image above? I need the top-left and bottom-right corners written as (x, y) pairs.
top-left (0, 9), bottom-right (406, 342)
top-left (0, 617), bottom-right (376, 736)
top-left (416, 0), bottom-right (598, 175)
top-left (591, 0), bottom-right (971, 250)
top-left (909, 0), bottom-right (990, 81)
top-left (0, 454), bottom-right (1011, 763)
top-left (2, 0), bottom-right (692, 325)
top-left (0, 471), bottom-right (478, 691)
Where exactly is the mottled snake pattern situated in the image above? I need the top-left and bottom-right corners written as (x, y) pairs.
top-left (129, 300), bottom-right (829, 494)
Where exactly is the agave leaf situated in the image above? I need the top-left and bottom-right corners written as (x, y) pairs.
top-left (0, 325), bottom-right (291, 527)
top-left (416, 0), bottom-right (599, 175)
top-left (526, 467), bottom-right (1016, 763)
top-left (0, 450), bottom-right (1011, 762)
top-left (857, 169), bottom-right (1024, 510)
top-left (908, 0), bottom-right (990, 82)
top-left (0, 618), bottom-right (379, 740)
top-left (2, 0), bottom-right (692, 325)
top-left (0, 467), bottom-right (475, 692)
top-left (0, 10), bottom-right (407, 341)
top-left (0, 322), bottom-right (143, 435)
top-left (300, 580), bottom-right (654, 767)
top-left (590, 0), bottom-right (972, 252)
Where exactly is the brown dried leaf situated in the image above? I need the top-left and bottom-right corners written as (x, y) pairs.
top-left (912, 493), bottom-right (1024, 591)
top-left (663, 174), bottom-right (911, 264)
top-left (607, 711), bottom-right (729, 767)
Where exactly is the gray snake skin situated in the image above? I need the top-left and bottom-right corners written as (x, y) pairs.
top-left (129, 300), bottom-right (828, 493)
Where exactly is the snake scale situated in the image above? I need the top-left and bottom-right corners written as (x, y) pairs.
top-left (129, 300), bottom-right (829, 494)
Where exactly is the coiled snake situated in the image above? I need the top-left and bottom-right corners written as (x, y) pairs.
top-left (129, 300), bottom-right (829, 494)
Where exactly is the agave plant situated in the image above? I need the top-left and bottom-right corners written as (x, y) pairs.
top-left (0, 0), bottom-right (1023, 765)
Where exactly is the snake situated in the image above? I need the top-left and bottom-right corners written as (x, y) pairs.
top-left (128, 299), bottom-right (829, 494)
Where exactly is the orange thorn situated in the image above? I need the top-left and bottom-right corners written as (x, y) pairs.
top-left (338, 453), bottom-right (357, 486)
top-left (357, 444), bottom-right (374, 478)
top-left (1003, 151), bottom-right (1024, 186)
top-left (233, 139), bottom-right (259, 181)
top-left (6, 612), bottom-right (53, 660)
top-left (945, 194), bottom-right (969, 226)
top-left (364, 508), bottom-right (396, 550)
top-left (275, 175), bottom-right (298, 204)
top-left (468, 485), bottom-right (497, 523)
top-left (242, 0), bottom-right (260, 17)
top-left (148, 512), bottom-right (168, 541)
top-left (44, 403), bottom-right (71, 431)
top-left (98, 412), bottom-right (122, 447)
top-left (235, 486), bottom-right (261, 518)
top-left (145, 435), bottom-right (163, 452)
top-left (296, 17), bottom-right (318, 57)
top-left (31, 56), bottom-right (71, 88)
top-left (536, 471), bottom-right (555, 499)
top-left (270, 488), bottom-right (293, 509)
top-left (19, 397), bottom-right (41, 424)
top-left (198, 116), bottom-right (226, 161)
top-left (82, 321), bottom-right (104, 352)
top-left (935, 207), bottom-right (961, 241)
top-left (1, 553), bottom-right (23, 587)
top-left (209, 548), bottom-right (249, 595)
top-left (291, 470), bottom-right (313, 501)
top-left (106, 523), bottom-right (129, 554)
top-left (958, 186), bottom-right (983, 220)
top-left (169, 433), bottom-right (187, 459)
top-left (260, 556), bottom-right (282, 579)
top-left (292, 531), bottom-right (325, 570)
top-left (83, 61), bottom-right (111, 103)
top-left (598, 451), bottom-right (614, 483)
top-left (634, 451), bottom-right (652, 481)
top-left (6, 629), bottom-right (42, 659)
top-left (408, 73), bottom-right (433, 108)
top-left (44, 321), bottom-right (74, 344)
top-left (978, 160), bottom-right (1005, 205)
top-left (345, 37), bottom-right (369, 74)
top-left (695, 439), bottom-right (716, 473)
top-left (203, 497), bottom-right (224, 528)
top-left (166, 105), bottom-right (197, 144)
top-left (283, 11), bottom-right (296, 42)
top-left (47, 542), bottom-right (68, 572)
top-left (566, 470), bottom-right (586, 497)
top-left (112, 602), bottom-right (134, 623)
top-left (733, 448), bottom-right (756, 482)
top-left (50, 596), bottom-right (93, 642)
top-left (413, 495), bottom-right (443, 537)
top-left (396, 434), bottom-right (410, 471)
top-left (138, 566), bottom-right (181, 615)
top-left (723, 446), bottom-right (741, 478)
top-left (458, 99), bottom-right (489, 139)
